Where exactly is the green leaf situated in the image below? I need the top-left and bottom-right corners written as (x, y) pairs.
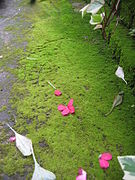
top-left (90, 13), bottom-right (104, 25)
top-left (118, 156), bottom-right (135, 179)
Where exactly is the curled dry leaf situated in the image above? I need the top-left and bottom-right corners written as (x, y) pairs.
top-left (94, 24), bottom-right (102, 30)
top-left (115, 66), bottom-right (127, 84)
top-left (7, 124), bottom-right (32, 156)
top-left (105, 91), bottom-right (124, 116)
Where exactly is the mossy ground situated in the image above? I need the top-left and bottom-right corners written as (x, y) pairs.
top-left (0, 0), bottom-right (135, 179)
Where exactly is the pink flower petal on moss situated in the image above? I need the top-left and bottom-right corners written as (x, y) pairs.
top-left (68, 106), bottom-right (75, 114)
top-left (61, 107), bottom-right (70, 116)
top-left (55, 90), bottom-right (62, 96)
top-left (76, 168), bottom-right (87, 180)
top-left (68, 99), bottom-right (74, 107)
top-left (99, 159), bottom-right (109, 169)
top-left (101, 153), bottom-right (112, 161)
top-left (58, 104), bottom-right (67, 112)
top-left (9, 136), bottom-right (16, 142)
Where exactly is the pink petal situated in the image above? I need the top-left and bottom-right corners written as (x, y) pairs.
top-left (99, 159), bottom-right (109, 169)
top-left (61, 107), bottom-right (70, 116)
top-left (58, 104), bottom-right (67, 112)
top-left (100, 153), bottom-right (112, 161)
top-left (76, 168), bottom-right (87, 180)
top-left (55, 90), bottom-right (62, 96)
top-left (9, 136), bottom-right (16, 142)
top-left (68, 106), bottom-right (75, 114)
top-left (68, 99), bottom-right (74, 107)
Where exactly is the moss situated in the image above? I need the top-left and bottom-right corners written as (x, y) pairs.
top-left (0, 0), bottom-right (135, 179)
top-left (0, 106), bottom-right (7, 112)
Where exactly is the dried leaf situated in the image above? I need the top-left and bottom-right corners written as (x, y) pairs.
top-left (0, 55), bottom-right (3, 59)
top-left (94, 24), bottom-right (102, 30)
top-left (76, 168), bottom-right (87, 180)
top-left (115, 66), bottom-right (127, 84)
top-left (7, 124), bottom-right (32, 156)
top-left (80, 4), bottom-right (90, 18)
top-left (32, 150), bottom-right (56, 180)
top-left (87, 0), bottom-right (105, 14)
top-left (105, 91), bottom-right (124, 116)
top-left (117, 156), bottom-right (135, 180)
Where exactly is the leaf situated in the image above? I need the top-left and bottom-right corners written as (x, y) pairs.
top-left (7, 124), bottom-right (32, 156)
top-left (76, 168), bottom-right (87, 180)
top-left (32, 150), bottom-right (56, 180)
top-left (90, 13), bottom-right (104, 25)
top-left (80, 4), bottom-right (90, 18)
top-left (105, 91), bottom-right (124, 116)
top-left (115, 66), bottom-right (127, 84)
top-left (86, 0), bottom-right (105, 14)
top-left (118, 156), bottom-right (135, 180)
top-left (94, 24), bottom-right (102, 30)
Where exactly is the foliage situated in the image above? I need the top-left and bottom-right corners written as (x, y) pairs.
top-left (81, 0), bottom-right (121, 40)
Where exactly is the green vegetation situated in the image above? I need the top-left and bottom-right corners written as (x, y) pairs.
top-left (0, 0), bottom-right (135, 179)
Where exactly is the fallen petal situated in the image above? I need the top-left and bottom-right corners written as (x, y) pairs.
top-left (68, 99), bottom-right (74, 107)
top-left (54, 90), bottom-right (62, 96)
top-left (68, 106), bottom-right (75, 114)
top-left (99, 159), bottom-right (109, 169)
top-left (76, 168), bottom-right (87, 180)
top-left (58, 104), bottom-right (67, 112)
top-left (9, 136), bottom-right (16, 142)
top-left (100, 152), bottom-right (112, 161)
top-left (61, 107), bottom-right (70, 116)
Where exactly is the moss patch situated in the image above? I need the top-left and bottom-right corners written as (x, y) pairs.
top-left (0, 0), bottom-right (135, 179)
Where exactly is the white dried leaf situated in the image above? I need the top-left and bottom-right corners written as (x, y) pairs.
top-left (115, 66), bottom-right (127, 84)
top-left (87, 0), bottom-right (105, 14)
top-left (117, 156), bottom-right (135, 180)
top-left (94, 24), bottom-right (102, 30)
top-left (32, 150), bottom-right (56, 180)
top-left (7, 124), bottom-right (32, 156)
top-left (80, 4), bottom-right (90, 18)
